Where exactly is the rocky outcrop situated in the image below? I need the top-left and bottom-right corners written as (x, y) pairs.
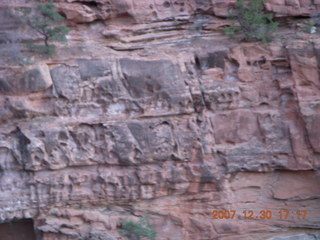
top-left (0, 64), bottom-right (52, 95)
top-left (0, 0), bottom-right (320, 240)
top-left (56, 0), bottom-right (320, 23)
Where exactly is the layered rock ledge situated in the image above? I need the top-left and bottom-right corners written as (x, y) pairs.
top-left (0, 0), bottom-right (320, 239)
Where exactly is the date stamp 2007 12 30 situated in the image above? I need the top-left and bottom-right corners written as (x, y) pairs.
top-left (211, 210), bottom-right (308, 220)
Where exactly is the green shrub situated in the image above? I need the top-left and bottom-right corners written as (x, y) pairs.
top-left (224, 0), bottom-right (278, 43)
top-left (23, 1), bottom-right (69, 56)
top-left (303, 21), bottom-right (317, 34)
top-left (118, 216), bottom-right (157, 240)
top-left (84, 232), bottom-right (115, 240)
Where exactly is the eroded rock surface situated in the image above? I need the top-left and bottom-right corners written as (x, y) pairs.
top-left (0, 0), bottom-right (320, 239)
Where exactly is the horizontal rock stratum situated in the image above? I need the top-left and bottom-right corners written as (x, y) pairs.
top-left (0, 0), bottom-right (320, 239)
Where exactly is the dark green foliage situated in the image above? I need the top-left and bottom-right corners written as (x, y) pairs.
top-left (24, 1), bottom-right (69, 56)
top-left (118, 217), bottom-right (157, 240)
top-left (26, 40), bottom-right (56, 55)
top-left (224, 0), bottom-right (278, 43)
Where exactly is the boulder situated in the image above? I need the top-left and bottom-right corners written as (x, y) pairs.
top-left (50, 65), bottom-right (81, 100)
top-left (0, 64), bottom-right (52, 95)
top-left (57, 2), bottom-right (98, 23)
top-left (78, 59), bottom-right (111, 80)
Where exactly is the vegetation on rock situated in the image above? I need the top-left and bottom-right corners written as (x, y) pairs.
top-left (224, 0), bottom-right (278, 43)
top-left (118, 216), bottom-right (157, 240)
top-left (302, 17), bottom-right (320, 34)
top-left (84, 232), bottom-right (115, 240)
top-left (23, 1), bottom-right (69, 56)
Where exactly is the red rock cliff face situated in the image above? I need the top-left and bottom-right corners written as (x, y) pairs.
top-left (0, 0), bottom-right (320, 239)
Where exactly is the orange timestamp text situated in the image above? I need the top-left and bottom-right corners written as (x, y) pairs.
top-left (211, 210), bottom-right (308, 220)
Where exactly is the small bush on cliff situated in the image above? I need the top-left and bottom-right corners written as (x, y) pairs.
top-left (302, 21), bottom-right (318, 34)
top-left (224, 0), bottom-right (278, 43)
top-left (23, 1), bottom-right (69, 56)
top-left (118, 216), bottom-right (157, 240)
top-left (84, 232), bottom-right (115, 240)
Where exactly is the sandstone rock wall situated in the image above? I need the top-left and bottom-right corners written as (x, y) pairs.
top-left (0, 0), bottom-right (320, 239)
